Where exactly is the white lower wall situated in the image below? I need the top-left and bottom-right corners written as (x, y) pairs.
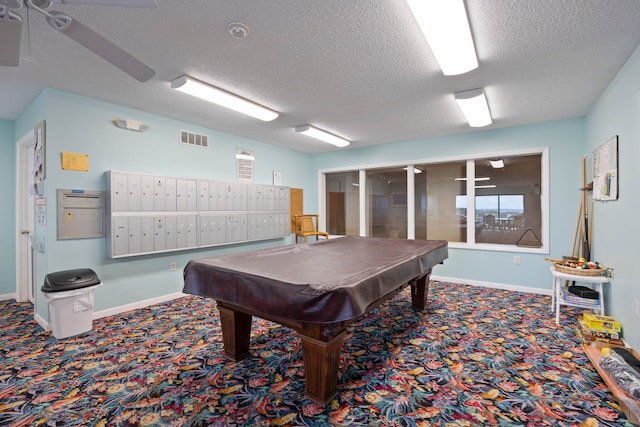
top-left (0, 292), bottom-right (17, 301)
top-left (432, 275), bottom-right (552, 296)
top-left (36, 292), bottom-right (186, 333)
top-left (33, 278), bottom-right (552, 335)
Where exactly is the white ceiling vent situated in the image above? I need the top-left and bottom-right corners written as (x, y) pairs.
top-left (180, 130), bottom-right (209, 148)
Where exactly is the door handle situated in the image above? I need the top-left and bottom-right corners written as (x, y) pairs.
top-left (20, 229), bottom-right (30, 235)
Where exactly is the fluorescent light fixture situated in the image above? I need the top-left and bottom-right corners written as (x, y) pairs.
top-left (294, 125), bottom-right (350, 148)
top-left (475, 184), bottom-right (496, 189)
top-left (490, 159), bottom-right (504, 168)
top-left (455, 88), bottom-right (492, 127)
top-left (171, 75), bottom-right (278, 122)
top-left (406, 0), bottom-right (478, 75)
top-left (403, 167), bottom-right (423, 174)
top-left (454, 177), bottom-right (490, 181)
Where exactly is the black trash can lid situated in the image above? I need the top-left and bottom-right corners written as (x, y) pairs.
top-left (42, 268), bottom-right (101, 293)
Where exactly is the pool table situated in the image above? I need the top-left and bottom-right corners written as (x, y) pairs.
top-left (183, 236), bottom-right (448, 404)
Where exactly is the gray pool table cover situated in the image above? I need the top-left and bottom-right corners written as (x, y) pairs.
top-left (183, 236), bottom-right (448, 323)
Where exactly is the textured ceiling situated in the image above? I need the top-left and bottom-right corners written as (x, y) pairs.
top-left (2, 0), bottom-right (640, 153)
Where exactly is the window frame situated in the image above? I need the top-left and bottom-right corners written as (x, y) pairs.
top-left (318, 147), bottom-right (549, 254)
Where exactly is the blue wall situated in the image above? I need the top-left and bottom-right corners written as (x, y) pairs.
top-left (0, 119), bottom-right (16, 296)
top-left (13, 90), bottom-right (49, 314)
top-left (15, 89), bottom-right (312, 320)
top-left (312, 120), bottom-right (585, 290)
top-left (585, 42), bottom-right (640, 350)
top-left (5, 40), bottom-right (639, 349)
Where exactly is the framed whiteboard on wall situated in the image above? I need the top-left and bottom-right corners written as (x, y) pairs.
top-left (391, 193), bottom-right (407, 206)
top-left (593, 135), bottom-right (618, 201)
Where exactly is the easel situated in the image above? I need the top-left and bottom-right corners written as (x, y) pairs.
top-left (571, 157), bottom-right (593, 261)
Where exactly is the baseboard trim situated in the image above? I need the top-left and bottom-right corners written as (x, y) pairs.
top-left (35, 312), bottom-right (49, 332)
top-left (0, 292), bottom-right (17, 301)
top-left (92, 292), bottom-right (187, 320)
top-left (34, 293), bottom-right (187, 334)
top-left (34, 279), bottom-right (550, 333)
top-left (431, 275), bottom-right (552, 296)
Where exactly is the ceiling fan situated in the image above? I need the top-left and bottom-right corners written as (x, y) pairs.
top-left (0, 0), bottom-right (156, 82)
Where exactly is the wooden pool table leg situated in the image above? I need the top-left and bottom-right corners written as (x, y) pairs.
top-left (410, 271), bottom-right (431, 311)
top-left (217, 303), bottom-right (252, 361)
top-left (299, 330), bottom-right (345, 405)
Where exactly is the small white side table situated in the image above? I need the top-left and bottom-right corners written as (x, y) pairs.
top-left (550, 266), bottom-right (609, 325)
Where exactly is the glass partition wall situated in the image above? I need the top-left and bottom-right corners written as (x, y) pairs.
top-left (322, 151), bottom-right (545, 251)
top-left (473, 155), bottom-right (542, 246)
top-left (415, 161), bottom-right (467, 242)
top-left (366, 168), bottom-right (408, 238)
top-left (325, 171), bottom-right (360, 236)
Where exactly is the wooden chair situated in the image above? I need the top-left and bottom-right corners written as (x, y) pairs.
top-left (294, 214), bottom-right (329, 243)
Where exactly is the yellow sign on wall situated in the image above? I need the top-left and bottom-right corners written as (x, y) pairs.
top-left (61, 152), bottom-right (89, 172)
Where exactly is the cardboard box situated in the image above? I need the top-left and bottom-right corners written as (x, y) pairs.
top-left (576, 322), bottom-right (624, 345)
top-left (578, 319), bottom-right (621, 340)
top-left (583, 313), bottom-right (622, 333)
top-left (583, 341), bottom-right (640, 425)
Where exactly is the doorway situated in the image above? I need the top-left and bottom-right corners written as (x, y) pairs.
top-left (16, 131), bottom-right (36, 303)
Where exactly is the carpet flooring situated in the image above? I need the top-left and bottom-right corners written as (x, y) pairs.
top-left (0, 281), bottom-right (634, 426)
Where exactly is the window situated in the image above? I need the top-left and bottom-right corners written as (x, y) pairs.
top-left (325, 171), bottom-right (360, 236)
top-left (472, 155), bottom-right (542, 246)
top-left (415, 161), bottom-right (467, 242)
top-left (322, 149), bottom-right (547, 252)
top-left (366, 168), bottom-right (407, 238)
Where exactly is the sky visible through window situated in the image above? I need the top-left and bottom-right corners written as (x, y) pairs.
top-left (457, 195), bottom-right (524, 211)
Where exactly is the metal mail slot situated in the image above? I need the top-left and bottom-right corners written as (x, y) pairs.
top-left (57, 189), bottom-right (106, 240)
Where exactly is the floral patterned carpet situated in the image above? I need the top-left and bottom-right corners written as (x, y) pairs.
top-left (0, 281), bottom-right (634, 426)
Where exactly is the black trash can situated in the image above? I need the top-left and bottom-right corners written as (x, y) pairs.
top-left (42, 269), bottom-right (101, 339)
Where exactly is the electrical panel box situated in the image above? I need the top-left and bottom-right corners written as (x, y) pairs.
top-left (57, 189), bottom-right (106, 239)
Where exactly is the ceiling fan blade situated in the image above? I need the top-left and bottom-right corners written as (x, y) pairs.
top-left (50, 0), bottom-right (157, 8)
top-left (0, 8), bottom-right (22, 66)
top-left (47, 11), bottom-right (155, 82)
top-left (0, 1), bottom-right (23, 8)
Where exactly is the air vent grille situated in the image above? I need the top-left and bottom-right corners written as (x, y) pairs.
top-left (180, 130), bottom-right (209, 148)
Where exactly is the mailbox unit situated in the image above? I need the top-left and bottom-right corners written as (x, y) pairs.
top-left (106, 171), bottom-right (290, 258)
top-left (57, 189), bottom-right (106, 240)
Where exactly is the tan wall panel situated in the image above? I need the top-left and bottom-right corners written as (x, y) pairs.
top-left (290, 188), bottom-right (303, 232)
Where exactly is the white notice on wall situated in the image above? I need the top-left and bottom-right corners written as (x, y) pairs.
top-left (273, 170), bottom-right (282, 186)
top-left (35, 196), bottom-right (46, 226)
top-left (236, 148), bottom-right (254, 183)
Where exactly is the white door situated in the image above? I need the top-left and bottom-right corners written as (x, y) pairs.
top-left (16, 131), bottom-right (36, 303)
